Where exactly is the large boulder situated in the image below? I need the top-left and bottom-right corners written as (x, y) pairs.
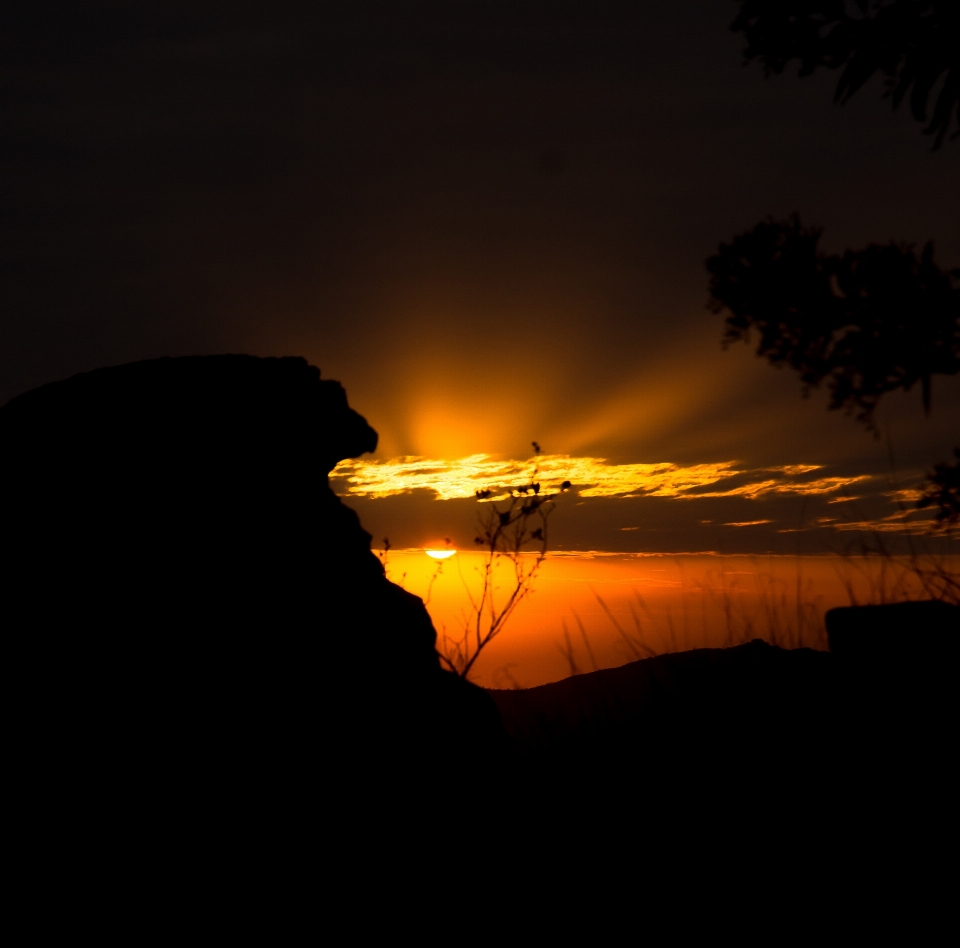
top-left (825, 599), bottom-right (957, 778)
top-left (2, 355), bottom-right (505, 859)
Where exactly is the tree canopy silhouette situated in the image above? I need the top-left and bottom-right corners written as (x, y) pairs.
top-left (707, 215), bottom-right (960, 428)
top-left (708, 216), bottom-right (960, 525)
top-left (919, 449), bottom-right (960, 525)
top-left (732, 0), bottom-right (960, 148)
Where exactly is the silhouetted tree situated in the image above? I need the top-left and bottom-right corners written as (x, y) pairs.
top-left (707, 215), bottom-right (960, 525)
top-left (707, 215), bottom-right (960, 425)
top-left (919, 449), bottom-right (960, 525)
top-left (732, 0), bottom-right (960, 148)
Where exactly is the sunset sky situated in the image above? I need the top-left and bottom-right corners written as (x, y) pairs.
top-left (4, 1), bottom-right (958, 555)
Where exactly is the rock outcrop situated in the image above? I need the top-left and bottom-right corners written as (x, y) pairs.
top-left (2, 355), bottom-right (505, 856)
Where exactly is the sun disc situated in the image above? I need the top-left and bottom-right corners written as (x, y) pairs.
top-left (425, 549), bottom-right (456, 559)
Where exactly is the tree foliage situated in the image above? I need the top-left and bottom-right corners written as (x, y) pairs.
top-left (707, 214), bottom-right (960, 427)
top-left (732, 0), bottom-right (960, 147)
top-left (919, 449), bottom-right (960, 525)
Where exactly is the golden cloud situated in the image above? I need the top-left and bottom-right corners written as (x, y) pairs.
top-left (686, 474), bottom-right (872, 501)
top-left (831, 516), bottom-right (941, 535)
top-left (765, 465), bottom-right (822, 475)
top-left (884, 488), bottom-right (925, 504)
top-left (331, 454), bottom-right (871, 503)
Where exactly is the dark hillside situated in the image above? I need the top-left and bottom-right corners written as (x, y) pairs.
top-left (490, 640), bottom-right (835, 756)
top-left (491, 601), bottom-right (956, 824)
top-left (490, 640), bottom-right (838, 807)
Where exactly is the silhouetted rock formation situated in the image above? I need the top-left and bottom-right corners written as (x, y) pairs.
top-left (2, 355), bottom-right (505, 859)
top-left (827, 599), bottom-right (958, 728)
top-left (826, 600), bottom-right (957, 790)
top-left (826, 600), bottom-right (958, 665)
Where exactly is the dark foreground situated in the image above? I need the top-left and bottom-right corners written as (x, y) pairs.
top-left (484, 600), bottom-right (957, 899)
top-left (492, 638), bottom-right (835, 767)
top-left (3, 356), bottom-right (955, 917)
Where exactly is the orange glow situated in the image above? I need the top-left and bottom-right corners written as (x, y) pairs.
top-left (550, 360), bottom-right (733, 456)
top-left (381, 551), bottom-right (959, 688)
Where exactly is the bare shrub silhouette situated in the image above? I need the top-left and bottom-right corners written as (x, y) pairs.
top-left (376, 536), bottom-right (408, 589)
top-left (438, 443), bottom-right (570, 680)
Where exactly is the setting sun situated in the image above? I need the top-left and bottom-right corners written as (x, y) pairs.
top-left (425, 549), bottom-right (457, 560)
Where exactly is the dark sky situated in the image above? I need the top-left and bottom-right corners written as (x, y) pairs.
top-left (3, 1), bottom-right (958, 551)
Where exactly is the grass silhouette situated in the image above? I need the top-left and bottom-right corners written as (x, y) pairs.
top-left (549, 544), bottom-right (958, 682)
